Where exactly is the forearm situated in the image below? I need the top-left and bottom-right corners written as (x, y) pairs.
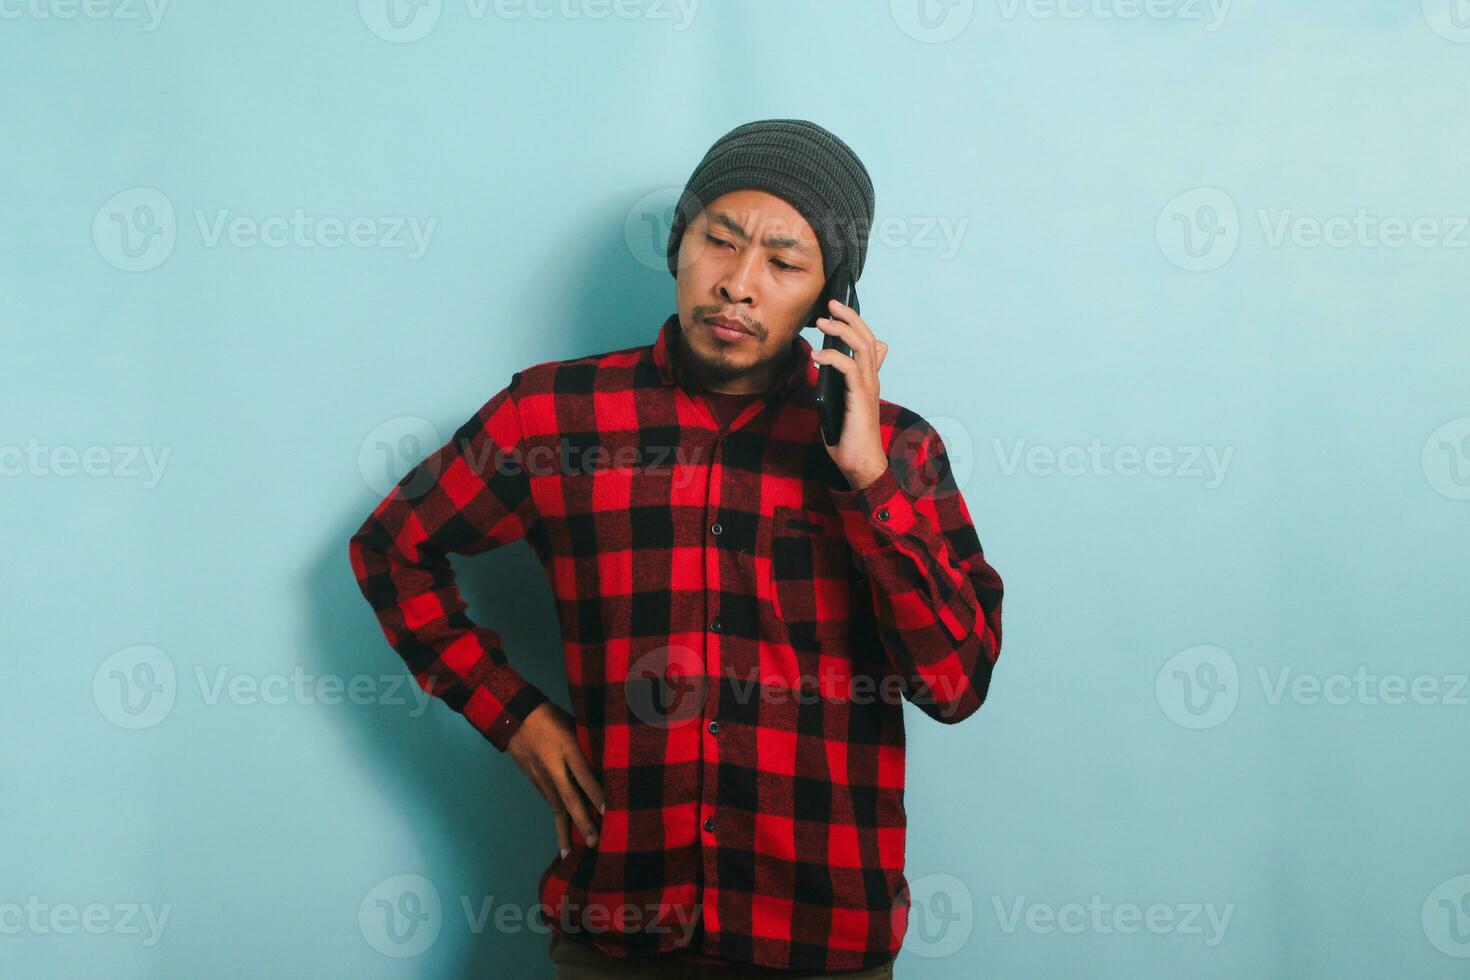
top-left (348, 375), bottom-right (550, 751)
top-left (830, 454), bottom-right (1004, 724)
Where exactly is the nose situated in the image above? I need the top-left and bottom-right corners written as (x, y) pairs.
top-left (717, 248), bottom-right (762, 307)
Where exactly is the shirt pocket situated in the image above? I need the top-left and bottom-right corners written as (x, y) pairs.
top-left (768, 505), bottom-right (858, 644)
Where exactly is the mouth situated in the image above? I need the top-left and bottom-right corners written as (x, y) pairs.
top-left (705, 315), bottom-right (755, 342)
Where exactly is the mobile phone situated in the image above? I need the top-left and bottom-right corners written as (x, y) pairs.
top-left (811, 263), bottom-right (859, 446)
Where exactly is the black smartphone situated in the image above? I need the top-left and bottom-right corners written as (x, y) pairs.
top-left (811, 263), bottom-right (859, 446)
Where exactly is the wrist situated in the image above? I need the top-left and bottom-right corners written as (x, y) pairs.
top-left (843, 462), bottom-right (888, 492)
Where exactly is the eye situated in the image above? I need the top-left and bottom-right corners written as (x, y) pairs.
top-left (772, 259), bottom-right (798, 272)
top-left (705, 234), bottom-right (733, 249)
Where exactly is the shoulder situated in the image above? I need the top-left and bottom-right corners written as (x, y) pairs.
top-left (502, 339), bottom-right (656, 425)
top-left (876, 396), bottom-right (939, 445)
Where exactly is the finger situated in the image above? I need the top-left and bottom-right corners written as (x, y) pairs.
top-left (817, 305), bottom-right (878, 371)
top-left (528, 765), bottom-right (560, 810)
top-left (811, 347), bottom-right (870, 393)
top-left (553, 765), bottom-right (600, 846)
top-left (811, 346), bottom-right (854, 370)
top-left (815, 316), bottom-right (878, 372)
top-left (566, 749), bottom-right (607, 818)
top-left (537, 770), bottom-right (573, 855)
top-left (825, 299), bottom-right (878, 354)
top-left (825, 297), bottom-right (868, 332)
top-left (555, 809), bottom-right (571, 859)
top-left (875, 341), bottom-right (888, 372)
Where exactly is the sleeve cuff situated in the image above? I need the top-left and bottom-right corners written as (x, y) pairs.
top-left (828, 464), bottom-right (918, 555)
top-left (471, 667), bottom-right (551, 753)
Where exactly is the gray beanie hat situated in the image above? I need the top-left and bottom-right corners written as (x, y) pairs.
top-left (665, 118), bottom-right (876, 283)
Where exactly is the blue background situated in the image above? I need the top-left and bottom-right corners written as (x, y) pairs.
top-left (4, 1), bottom-right (1468, 976)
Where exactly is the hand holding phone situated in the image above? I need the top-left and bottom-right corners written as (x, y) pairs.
top-left (811, 264), bottom-right (859, 446)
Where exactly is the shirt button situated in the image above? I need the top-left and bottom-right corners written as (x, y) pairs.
top-left (877, 507), bottom-right (890, 521)
top-left (708, 720), bottom-right (719, 734)
top-left (709, 618), bottom-right (722, 633)
top-left (711, 522), bottom-right (723, 535)
top-left (703, 817), bottom-right (715, 833)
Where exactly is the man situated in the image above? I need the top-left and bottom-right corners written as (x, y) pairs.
top-left (349, 119), bottom-right (1005, 978)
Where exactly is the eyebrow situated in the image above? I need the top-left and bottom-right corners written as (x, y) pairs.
top-left (706, 211), bottom-right (815, 254)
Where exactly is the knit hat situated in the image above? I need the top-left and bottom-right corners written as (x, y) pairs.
top-left (665, 119), bottom-right (876, 283)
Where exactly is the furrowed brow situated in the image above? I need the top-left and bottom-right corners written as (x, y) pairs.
top-left (707, 211), bottom-right (815, 254)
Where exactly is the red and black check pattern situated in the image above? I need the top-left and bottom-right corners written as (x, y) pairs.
top-left (348, 313), bottom-right (1004, 974)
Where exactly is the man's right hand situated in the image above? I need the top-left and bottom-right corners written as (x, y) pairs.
top-left (506, 701), bottom-right (605, 858)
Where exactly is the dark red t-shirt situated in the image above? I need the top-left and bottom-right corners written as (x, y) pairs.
top-left (697, 387), bottom-right (764, 429)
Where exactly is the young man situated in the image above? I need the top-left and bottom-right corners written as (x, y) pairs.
top-left (349, 119), bottom-right (1005, 978)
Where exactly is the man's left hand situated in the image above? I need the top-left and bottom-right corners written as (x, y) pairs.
top-left (810, 297), bottom-right (890, 491)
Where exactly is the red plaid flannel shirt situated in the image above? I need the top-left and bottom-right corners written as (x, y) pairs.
top-left (348, 313), bottom-right (1004, 974)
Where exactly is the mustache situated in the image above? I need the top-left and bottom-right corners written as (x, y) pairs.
top-left (695, 307), bottom-right (762, 337)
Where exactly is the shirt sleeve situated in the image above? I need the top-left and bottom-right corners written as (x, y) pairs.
top-left (827, 414), bottom-right (1005, 726)
top-left (348, 372), bottom-right (550, 753)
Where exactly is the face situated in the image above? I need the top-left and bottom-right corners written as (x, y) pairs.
top-left (673, 189), bottom-right (826, 394)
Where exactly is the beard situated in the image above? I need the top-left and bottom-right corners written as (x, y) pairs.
top-left (677, 318), bottom-right (785, 390)
top-left (685, 345), bottom-right (755, 388)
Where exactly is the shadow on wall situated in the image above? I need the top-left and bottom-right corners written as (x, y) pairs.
top-left (305, 204), bottom-right (677, 978)
top-left (305, 518), bottom-right (562, 979)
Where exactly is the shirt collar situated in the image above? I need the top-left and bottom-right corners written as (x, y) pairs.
top-left (652, 312), bottom-right (817, 402)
